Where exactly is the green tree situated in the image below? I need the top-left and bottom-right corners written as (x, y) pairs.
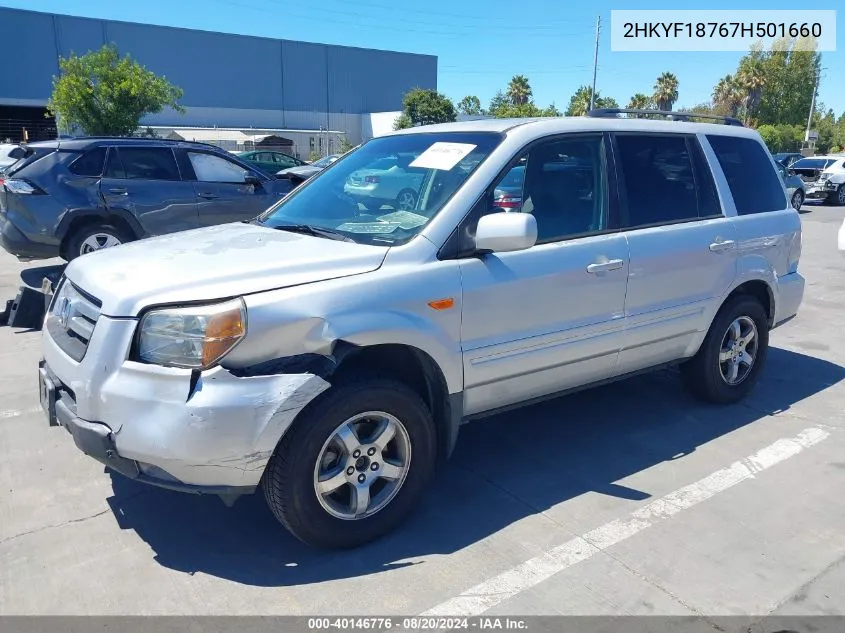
top-left (488, 91), bottom-right (510, 117)
top-left (627, 93), bottom-right (652, 109)
top-left (712, 74), bottom-right (743, 118)
top-left (753, 37), bottom-right (821, 126)
top-left (653, 72), bottom-right (679, 111)
top-left (338, 136), bottom-right (355, 153)
top-left (397, 88), bottom-right (456, 128)
top-left (457, 95), bottom-right (484, 116)
top-left (564, 86), bottom-right (616, 116)
top-left (393, 113), bottom-right (413, 130)
top-left (736, 60), bottom-right (766, 124)
top-left (506, 75), bottom-right (532, 106)
top-left (47, 44), bottom-right (183, 136)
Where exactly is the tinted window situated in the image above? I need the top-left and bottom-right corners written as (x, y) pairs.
top-left (707, 135), bottom-right (785, 215)
top-left (115, 148), bottom-right (180, 181)
top-left (275, 153), bottom-right (297, 168)
top-left (615, 134), bottom-right (702, 227)
top-left (188, 152), bottom-right (248, 183)
top-left (791, 158), bottom-right (835, 170)
top-left (494, 135), bottom-right (607, 243)
top-left (69, 147), bottom-right (106, 176)
top-left (104, 148), bottom-right (125, 179)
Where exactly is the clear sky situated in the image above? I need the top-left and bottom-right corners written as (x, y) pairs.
top-left (1, 0), bottom-right (842, 115)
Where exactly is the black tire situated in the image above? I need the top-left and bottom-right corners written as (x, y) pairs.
top-left (680, 294), bottom-right (769, 404)
top-left (262, 379), bottom-right (436, 549)
top-left (791, 189), bottom-right (805, 211)
top-left (836, 184), bottom-right (845, 206)
top-left (64, 223), bottom-right (132, 261)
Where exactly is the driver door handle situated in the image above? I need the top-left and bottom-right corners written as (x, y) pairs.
top-left (197, 192), bottom-right (219, 199)
top-left (586, 259), bottom-right (624, 273)
top-left (709, 239), bottom-right (736, 253)
top-left (107, 187), bottom-right (128, 196)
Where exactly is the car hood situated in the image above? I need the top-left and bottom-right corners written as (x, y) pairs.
top-left (63, 222), bottom-right (388, 317)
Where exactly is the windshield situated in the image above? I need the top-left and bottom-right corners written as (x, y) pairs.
top-left (259, 132), bottom-right (502, 245)
top-left (792, 158), bottom-right (835, 170)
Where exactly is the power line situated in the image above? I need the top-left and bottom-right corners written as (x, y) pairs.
top-left (208, 0), bottom-right (590, 36)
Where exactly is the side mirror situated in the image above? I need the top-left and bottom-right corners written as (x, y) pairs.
top-left (244, 173), bottom-right (262, 186)
top-left (475, 212), bottom-right (537, 254)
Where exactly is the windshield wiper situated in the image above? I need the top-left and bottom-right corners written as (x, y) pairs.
top-left (269, 223), bottom-right (356, 242)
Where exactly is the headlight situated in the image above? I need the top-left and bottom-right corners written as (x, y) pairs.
top-left (138, 298), bottom-right (246, 369)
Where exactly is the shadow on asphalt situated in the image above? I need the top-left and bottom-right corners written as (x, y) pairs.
top-left (106, 346), bottom-right (845, 587)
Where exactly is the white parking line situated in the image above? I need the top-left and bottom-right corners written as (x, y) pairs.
top-left (0, 405), bottom-right (41, 419)
top-left (422, 426), bottom-right (830, 616)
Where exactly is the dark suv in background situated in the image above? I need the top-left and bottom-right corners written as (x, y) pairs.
top-left (0, 138), bottom-right (293, 261)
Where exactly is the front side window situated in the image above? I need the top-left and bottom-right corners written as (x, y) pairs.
top-left (259, 132), bottom-right (502, 246)
top-left (113, 148), bottom-right (181, 181)
top-left (615, 134), bottom-right (710, 228)
top-left (490, 135), bottom-right (607, 242)
top-left (706, 134), bottom-right (785, 215)
top-left (188, 152), bottom-right (250, 183)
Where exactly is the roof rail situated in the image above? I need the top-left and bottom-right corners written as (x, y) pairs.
top-left (588, 108), bottom-right (744, 127)
top-left (66, 135), bottom-right (227, 151)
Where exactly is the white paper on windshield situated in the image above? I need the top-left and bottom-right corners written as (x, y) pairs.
top-left (335, 221), bottom-right (402, 234)
top-left (409, 142), bottom-right (477, 171)
top-left (377, 210), bottom-right (428, 230)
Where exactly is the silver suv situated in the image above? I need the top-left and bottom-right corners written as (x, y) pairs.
top-left (39, 114), bottom-right (805, 548)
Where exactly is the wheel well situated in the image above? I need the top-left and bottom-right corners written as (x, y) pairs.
top-left (726, 280), bottom-right (774, 326)
top-left (60, 214), bottom-right (137, 259)
top-left (333, 343), bottom-right (453, 460)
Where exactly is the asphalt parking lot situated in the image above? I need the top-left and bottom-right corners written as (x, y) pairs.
top-left (1, 203), bottom-right (844, 619)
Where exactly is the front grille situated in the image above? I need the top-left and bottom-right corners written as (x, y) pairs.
top-left (45, 278), bottom-right (101, 362)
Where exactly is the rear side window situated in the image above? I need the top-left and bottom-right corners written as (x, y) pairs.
top-left (706, 135), bottom-right (785, 215)
top-left (69, 148), bottom-right (107, 177)
top-left (615, 134), bottom-right (715, 228)
top-left (109, 148), bottom-right (181, 181)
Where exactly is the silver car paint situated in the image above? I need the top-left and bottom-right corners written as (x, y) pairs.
top-left (44, 117), bottom-right (804, 492)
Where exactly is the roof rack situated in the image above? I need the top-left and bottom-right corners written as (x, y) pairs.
top-left (64, 136), bottom-right (226, 151)
top-left (588, 108), bottom-right (744, 127)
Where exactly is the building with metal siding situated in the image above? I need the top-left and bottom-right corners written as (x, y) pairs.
top-left (0, 7), bottom-right (437, 150)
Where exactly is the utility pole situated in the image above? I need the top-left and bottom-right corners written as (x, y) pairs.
top-left (804, 70), bottom-right (819, 151)
top-left (589, 15), bottom-right (601, 112)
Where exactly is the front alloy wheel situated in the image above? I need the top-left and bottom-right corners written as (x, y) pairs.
top-left (314, 412), bottom-right (411, 520)
top-left (80, 232), bottom-right (123, 254)
top-left (262, 378), bottom-right (436, 548)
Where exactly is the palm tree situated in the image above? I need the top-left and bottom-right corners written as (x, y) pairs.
top-left (712, 74), bottom-right (742, 118)
top-left (736, 63), bottom-right (765, 124)
top-left (627, 93), bottom-right (652, 109)
top-left (506, 75), bottom-right (532, 106)
top-left (653, 72), bottom-right (679, 111)
top-left (565, 86), bottom-right (593, 116)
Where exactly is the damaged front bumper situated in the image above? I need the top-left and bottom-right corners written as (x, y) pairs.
top-left (41, 316), bottom-right (330, 495)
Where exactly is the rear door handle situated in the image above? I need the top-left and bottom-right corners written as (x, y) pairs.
top-left (586, 258), bottom-right (625, 273)
top-left (108, 187), bottom-right (128, 195)
top-left (197, 192), bottom-right (219, 199)
top-left (709, 239), bottom-right (736, 253)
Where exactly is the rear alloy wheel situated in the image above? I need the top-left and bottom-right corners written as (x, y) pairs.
top-left (64, 223), bottom-right (132, 261)
top-left (791, 189), bottom-right (804, 211)
top-left (396, 189), bottom-right (417, 211)
top-left (262, 379), bottom-right (436, 548)
top-left (681, 295), bottom-right (769, 404)
top-left (837, 184), bottom-right (845, 206)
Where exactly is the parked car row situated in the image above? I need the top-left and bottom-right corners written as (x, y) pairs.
top-left (788, 155), bottom-right (845, 205)
top-left (0, 138), bottom-right (293, 261)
